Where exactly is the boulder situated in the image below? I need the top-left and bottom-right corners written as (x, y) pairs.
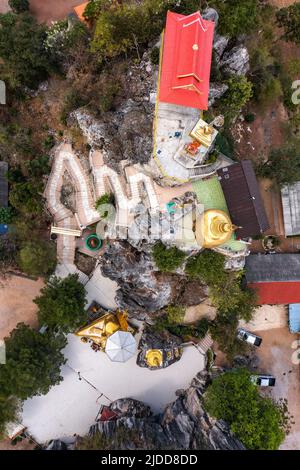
top-left (202, 7), bottom-right (219, 27)
top-left (208, 83), bottom-right (229, 107)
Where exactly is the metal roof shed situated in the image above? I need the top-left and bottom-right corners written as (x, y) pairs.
top-left (289, 304), bottom-right (300, 333)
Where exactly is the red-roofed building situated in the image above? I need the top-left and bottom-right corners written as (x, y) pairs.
top-left (248, 282), bottom-right (300, 305)
top-left (159, 11), bottom-right (215, 110)
top-left (246, 254), bottom-right (300, 305)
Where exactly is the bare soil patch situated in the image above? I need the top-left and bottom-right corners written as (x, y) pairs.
top-left (0, 0), bottom-right (9, 14)
top-left (29, 0), bottom-right (85, 25)
top-left (254, 328), bottom-right (300, 450)
top-left (0, 275), bottom-right (43, 339)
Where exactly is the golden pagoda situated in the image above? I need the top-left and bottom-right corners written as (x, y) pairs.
top-left (190, 118), bottom-right (216, 148)
top-left (145, 349), bottom-right (163, 368)
top-left (195, 209), bottom-right (237, 248)
top-left (76, 310), bottom-right (129, 351)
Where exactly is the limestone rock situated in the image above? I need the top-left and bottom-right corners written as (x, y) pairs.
top-left (209, 83), bottom-right (229, 107)
top-left (80, 371), bottom-right (245, 450)
top-left (202, 7), bottom-right (219, 27)
top-left (220, 46), bottom-right (250, 76)
top-left (213, 34), bottom-right (229, 60)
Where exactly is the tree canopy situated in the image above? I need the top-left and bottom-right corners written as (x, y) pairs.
top-left (0, 323), bottom-right (66, 400)
top-left (209, 0), bottom-right (260, 37)
top-left (18, 240), bottom-right (57, 277)
top-left (34, 274), bottom-right (88, 332)
top-left (0, 395), bottom-right (20, 439)
top-left (152, 241), bottom-right (186, 272)
top-left (276, 3), bottom-right (300, 44)
top-left (257, 143), bottom-right (300, 187)
top-left (204, 368), bottom-right (287, 450)
top-left (0, 12), bottom-right (51, 90)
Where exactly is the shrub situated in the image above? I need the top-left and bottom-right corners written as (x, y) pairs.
top-left (0, 206), bottom-right (13, 224)
top-left (244, 113), bottom-right (255, 123)
top-left (150, 46), bottom-right (160, 65)
top-left (8, 0), bottom-right (29, 14)
top-left (9, 181), bottom-right (44, 215)
top-left (18, 240), bottom-right (57, 277)
top-left (209, 0), bottom-right (260, 37)
top-left (276, 3), bottom-right (300, 44)
top-left (257, 143), bottom-right (300, 187)
top-left (152, 241), bottom-right (186, 272)
top-left (204, 368), bottom-right (288, 449)
top-left (0, 395), bottom-right (20, 439)
top-left (34, 274), bottom-right (87, 332)
top-left (166, 305), bottom-right (185, 324)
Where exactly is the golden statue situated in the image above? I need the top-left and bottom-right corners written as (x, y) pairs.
top-left (76, 310), bottom-right (129, 350)
top-left (195, 209), bottom-right (237, 248)
top-left (145, 349), bottom-right (163, 368)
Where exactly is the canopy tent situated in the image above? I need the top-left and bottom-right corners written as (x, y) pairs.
top-left (159, 11), bottom-right (215, 110)
top-left (105, 331), bottom-right (137, 363)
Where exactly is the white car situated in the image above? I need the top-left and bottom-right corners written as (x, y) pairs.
top-left (237, 328), bottom-right (262, 347)
top-left (250, 375), bottom-right (276, 387)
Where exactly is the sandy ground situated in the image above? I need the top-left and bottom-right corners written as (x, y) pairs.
top-left (0, 0), bottom-right (9, 13)
top-left (29, 0), bottom-right (85, 24)
top-left (240, 304), bottom-right (288, 331)
top-left (0, 275), bottom-right (43, 340)
top-left (254, 328), bottom-right (300, 450)
top-left (184, 298), bottom-right (217, 323)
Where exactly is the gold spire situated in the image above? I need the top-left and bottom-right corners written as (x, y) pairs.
top-left (195, 209), bottom-right (237, 248)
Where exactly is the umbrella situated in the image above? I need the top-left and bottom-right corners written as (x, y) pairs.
top-left (105, 331), bottom-right (137, 363)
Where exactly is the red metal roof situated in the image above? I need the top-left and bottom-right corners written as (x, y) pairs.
top-left (249, 282), bottom-right (300, 305)
top-left (159, 11), bottom-right (215, 110)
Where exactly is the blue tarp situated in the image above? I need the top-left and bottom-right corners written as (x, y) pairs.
top-left (0, 224), bottom-right (8, 236)
top-left (289, 304), bottom-right (300, 333)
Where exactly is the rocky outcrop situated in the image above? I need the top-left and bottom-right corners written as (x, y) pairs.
top-left (209, 83), bottom-right (229, 107)
top-left (220, 45), bottom-right (250, 76)
top-left (137, 326), bottom-right (183, 370)
top-left (81, 371), bottom-right (245, 450)
top-left (101, 242), bottom-right (180, 319)
top-left (100, 241), bottom-right (208, 320)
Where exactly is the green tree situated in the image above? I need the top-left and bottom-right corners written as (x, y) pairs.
top-left (185, 250), bottom-right (226, 285)
top-left (8, 0), bottom-right (29, 14)
top-left (0, 323), bottom-right (66, 400)
top-left (276, 3), bottom-right (300, 44)
top-left (0, 395), bottom-right (20, 439)
top-left (18, 240), bottom-right (57, 277)
top-left (152, 242), bottom-right (186, 272)
top-left (204, 368), bottom-right (287, 449)
top-left (34, 274), bottom-right (87, 332)
top-left (257, 143), bottom-right (300, 187)
top-left (221, 76), bottom-right (253, 122)
top-left (209, 0), bottom-right (260, 37)
top-left (9, 181), bottom-right (43, 215)
top-left (0, 12), bottom-right (50, 90)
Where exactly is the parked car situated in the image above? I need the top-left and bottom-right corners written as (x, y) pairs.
top-left (237, 328), bottom-right (262, 347)
top-left (250, 375), bottom-right (276, 387)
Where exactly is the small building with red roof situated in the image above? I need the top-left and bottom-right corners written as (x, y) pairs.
top-left (245, 254), bottom-right (300, 305)
top-left (159, 11), bottom-right (215, 110)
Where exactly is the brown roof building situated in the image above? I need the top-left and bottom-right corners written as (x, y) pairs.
top-left (217, 160), bottom-right (269, 239)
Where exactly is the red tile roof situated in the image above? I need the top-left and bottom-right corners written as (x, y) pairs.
top-left (159, 11), bottom-right (215, 110)
top-left (249, 282), bottom-right (300, 305)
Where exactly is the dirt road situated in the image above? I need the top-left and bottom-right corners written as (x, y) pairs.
top-left (254, 328), bottom-right (300, 450)
top-left (0, 275), bottom-right (43, 339)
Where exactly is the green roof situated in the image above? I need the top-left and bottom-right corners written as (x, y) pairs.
top-left (192, 176), bottom-right (246, 252)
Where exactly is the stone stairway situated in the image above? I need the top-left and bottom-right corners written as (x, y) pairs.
top-left (197, 333), bottom-right (213, 355)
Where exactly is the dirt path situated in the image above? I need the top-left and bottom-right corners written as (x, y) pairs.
top-left (0, 0), bottom-right (9, 13)
top-left (29, 0), bottom-right (86, 24)
top-left (0, 275), bottom-right (43, 339)
top-left (254, 328), bottom-right (300, 450)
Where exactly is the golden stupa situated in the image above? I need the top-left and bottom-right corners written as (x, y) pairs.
top-left (195, 209), bottom-right (237, 248)
top-left (145, 349), bottom-right (163, 368)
